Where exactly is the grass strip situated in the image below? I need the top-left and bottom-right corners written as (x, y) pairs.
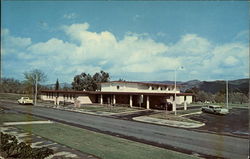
top-left (79, 105), bottom-right (142, 113)
top-left (0, 113), bottom-right (43, 125)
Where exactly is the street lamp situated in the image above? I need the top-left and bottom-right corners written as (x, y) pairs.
top-left (226, 80), bottom-right (229, 109)
top-left (34, 74), bottom-right (38, 106)
top-left (173, 66), bottom-right (184, 115)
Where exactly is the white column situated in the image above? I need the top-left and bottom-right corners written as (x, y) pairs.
top-left (184, 102), bottom-right (187, 110)
top-left (184, 96), bottom-right (187, 110)
top-left (172, 95), bottom-right (176, 112)
top-left (146, 96), bottom-right (150, 109)
top-left (113, 95), bottom-right (116, 104)
top-left (129, 95), bottom-right (132, 107)
top-left (100, 94), bottom-right (103, 104)
top-left (54, 99), bottom-right (57, 105)
top-left (57, 97), bottom-right (60, 105)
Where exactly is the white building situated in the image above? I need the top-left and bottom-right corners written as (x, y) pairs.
top-left (40, 81), bottom-right (193, 110)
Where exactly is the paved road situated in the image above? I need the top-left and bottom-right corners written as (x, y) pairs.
top-left (0, 102), bottom-right (249, 159)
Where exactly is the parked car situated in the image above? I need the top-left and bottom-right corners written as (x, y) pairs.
top-left (153, 102), bottom-right (173, 110)
top-left (201, 105), bottom-right (229, 115)
top-left (18, 97), bottom-right (33, 105)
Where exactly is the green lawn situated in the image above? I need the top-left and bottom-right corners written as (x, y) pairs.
top-left (0, 113), bottom-right (200, 159)
top-left (0, 113), bottom-right (43, 125)
top-left (80, 105), bottom-right (143, 113)
top-left (0, 93), bottom-right (31, 100)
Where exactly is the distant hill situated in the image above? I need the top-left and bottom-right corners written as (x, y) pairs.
top-left (149, 78), bottom-right (249, 94)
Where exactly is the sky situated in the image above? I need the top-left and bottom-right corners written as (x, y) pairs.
top-left (1, 1), bottom-right (249, 84)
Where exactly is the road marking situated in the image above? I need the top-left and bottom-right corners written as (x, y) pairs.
top-left (32, 142), bottom-right (57, 148)
top-left (3, 120), bottom-right (54, 125)
top-left (45, 151), bottom-right (78, 159)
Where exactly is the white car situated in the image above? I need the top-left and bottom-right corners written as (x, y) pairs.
top-left (18, 97), bottom-right (33, 105)
top-left (201, 105), bottom-right (229, 115)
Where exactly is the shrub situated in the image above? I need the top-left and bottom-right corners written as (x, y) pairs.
top-left (0, 132), bottom-right (53, 159)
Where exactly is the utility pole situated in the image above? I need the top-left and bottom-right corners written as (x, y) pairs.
top-left (226, 80), bottom-right (228, 109)
top-left (34, 74), bottom-right (38, 106)
top-left (174, 69), bottom-right (177, 115)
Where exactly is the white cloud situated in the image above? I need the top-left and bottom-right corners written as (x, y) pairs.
top-left (39, 21), bottom-right (48, 30)
top-left (1, 29), bottom-right (32, 56)
top-left (156, 32), bottom-right (166, 37)
top-left (2, 28), bottom-right (32, 49)
top-left (2, 23), bottom-right (249, 82)
top-left (234, 30), bottom-right (249, 42)
top-left (133, 14), bottom-right (141, 21)
top-left (169, 34), bottom-right (211, 56)
top-left (224, 56), bottom-right (238, 66)
top-left (63, 13), bottom-right (78, 19)
top-left (8, 36), bottom-right (32, 48)
top-left (28, 38), bottom-right (77, 56)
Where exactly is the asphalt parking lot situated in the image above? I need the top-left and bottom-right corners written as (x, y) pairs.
top-left (186, 108), bottom-right (249, 137)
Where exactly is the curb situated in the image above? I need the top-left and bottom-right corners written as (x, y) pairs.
top-left (133, 116), bottom-right (205, 128)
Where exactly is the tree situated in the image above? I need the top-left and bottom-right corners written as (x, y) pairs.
top-left (72, 70), bottom-right (110, 91)
top-left (55, 79), bottom-right (60, 90)
top-left (0, 78), bottom-right (24, 93)
top-left (229, 92), bottom-right (248, 104)
top-left (23, 69), bottom-right (47, 99)
top-left (118, 78), bottom-right (126, 82)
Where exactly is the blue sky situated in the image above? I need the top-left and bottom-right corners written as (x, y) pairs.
top-left (2, 1), bottom-right (249, 84)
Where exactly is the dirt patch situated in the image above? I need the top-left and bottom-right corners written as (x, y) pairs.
top-left (186, 108), bottom-right (249, 137)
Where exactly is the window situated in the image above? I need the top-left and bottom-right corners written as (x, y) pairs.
top-left (117, 85), bottom-right (120, 90)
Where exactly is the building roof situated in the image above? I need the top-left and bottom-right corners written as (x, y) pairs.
top-left (100, 81), bottom-right (182, 87)
top-left (40, 90), bottom-right (193, 96)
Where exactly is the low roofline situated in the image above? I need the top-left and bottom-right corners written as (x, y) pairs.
top-left (99, 81), bottom-right (182, 87)
top-left (40, 90), bottom-right (193, 96)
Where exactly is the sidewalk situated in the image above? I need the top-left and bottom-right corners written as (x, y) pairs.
top-left (133, 116), bottom-right (205, 128)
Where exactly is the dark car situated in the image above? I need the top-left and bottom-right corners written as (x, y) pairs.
top-left (153, 102), bottom-right (172, 110)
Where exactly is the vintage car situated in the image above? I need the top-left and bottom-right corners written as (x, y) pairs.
top-left (201, 105), bottom-right (229, 115)
top-left (153, 102), bottom-right (173, 110)
top-left (18, 97), bottom-right (33, 105)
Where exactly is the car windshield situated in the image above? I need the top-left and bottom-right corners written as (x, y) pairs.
top-left (23, 97), bottom-right (29, 99)
top-left (214, 107), bottom-right (222, 109)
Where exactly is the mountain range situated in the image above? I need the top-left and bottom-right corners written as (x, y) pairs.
top-left (150, 78), bottom-right (249, 94)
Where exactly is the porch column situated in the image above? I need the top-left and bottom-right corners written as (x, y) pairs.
top-left (172, 95), bottom-right (176, 112)
top-left (146, 96), bottom-right (150, 109)
top-left (54, 98), bottom-right (57, 106)
top-left (57, 97), bottom-right (60, 105)
top-left (184, 96), bottom-right (187, 110)
top-left (113, 95), bottom-right (116, 105)
top-left (129, 95), bottom-right (132, 107)
top-left (100, 94), bottom-right (103, 104)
